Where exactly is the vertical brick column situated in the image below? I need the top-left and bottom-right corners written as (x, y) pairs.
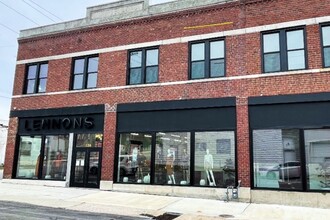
top-left (236, 97), bottom-right (250, 187)
top-left (101, 105), bottom-right (117, 181)
top-left (3, 117), bottom-right (18, 179)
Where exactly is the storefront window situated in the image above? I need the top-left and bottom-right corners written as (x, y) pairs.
top-left (117, 133), bottom-right (152, 183)
top-left (154, 132), bottom-right (191, 185)
top-left (16, 136), bottom-right (42, 179)
top-left (194, 132), bottom-right (235, 187)
top-left (76, 133), bottom-right (103, 148)
top-left (305, 129), bottom-right (330, 190)
top-left (253, 129), bottom-right (302, 190)
top-left (42, 135), bottom-right (69, 180)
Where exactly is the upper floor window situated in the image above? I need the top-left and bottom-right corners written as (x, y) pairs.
top-left (72, 56), bottom-right (99, 90)
top-left (189, 39), bottom-right (225, 79)
top-left (128, 48), bottom-right (159, 85)
top-left (321, 24), bottom-right (330, 67)
top-left (262, 28), bottom-right (306, 73)
top-left (25, 63), bottom-right (48, 94)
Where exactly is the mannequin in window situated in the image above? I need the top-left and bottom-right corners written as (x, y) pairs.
top-left (137, 149), bottom-right (146, 180)
top-left (204, 149), bottom-right (216, 186)
top-left (132, 145), bottom-right (138, 169)
top-left (165, 149), bottom-right (176, 184)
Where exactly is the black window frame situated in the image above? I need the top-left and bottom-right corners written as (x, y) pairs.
top-left (127, 47), bottom-right (159, 85)
top-left (71, 55), bottom-right (99, 90)
top-left (24, 62), bottom-right (48, 94)
top-left (189, 38), bottom-right (226, 80)
top-left (321, 23), bottom-right (330, 68)
top-left (261, 26), bottom-right (307, 73)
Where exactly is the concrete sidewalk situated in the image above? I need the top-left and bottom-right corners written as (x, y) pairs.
top-left (0, 182), bottom-right (330, 220)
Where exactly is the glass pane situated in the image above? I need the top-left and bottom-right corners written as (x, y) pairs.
top-left (130, 68), bottom-right (142, 85)
top-left (191, 61), bottom-right (205, 79)
top-left (26, 79), bottom-right (35, 94)
top-left (194, 132), bottom-right (235, 187)
top-left (288, 50), bottom-right (305, 70)
top-left (154, 132), bottom-right (191, 185)
top-left (287, 30), bottom-right (304, 50)
top-left (324, 47), bottom-right (330, 67)
top-left (74, 59), bottom-right (85, 74)
top-left (39, 64), bottom-right (48, 78)
top-left (130, 51), bottom-right (142, 68)
top-left (88, 57), bottom-right (99, 73)
top-left (74, 151), bottom-right (85, 184)
top-left (264, 53), bottom-right (281, 72)
top-left (76, 134), bottom-right (103, 148)
top-left (210, 41), bottom-right (224, 59)
top-left (73, 74), bottom-right (83, 90)
top-left (27, 65), bottom-right (37, 79)
top-left (304, 129), bottom-right (330, 190)
top-left (16, 136), bottom-right (42, 179)
top-left (146, 49), bottom-right (159, 66)
top-left (88, 151), bottom-right (99, 185)
top-left (87, 73), bottom-right (97, 88)
top-left (210, 59), bottom-right (225, 77)
top-left (191, 43), bottom-right (205, 61)
top-left (42, 135), bottom-right (69, 180)
top-left (117, 133), bottom-right (152, 184)
top-left (263, 33), bottom-right (280, 53)
top-left (253, 129), bottom-right (302, 190)
top-left (146, 66), bottom-right (158, 83)
top-left (323, 26), bottom-right (330, 46)
top-left (38, 78), bottom-right (47, 93)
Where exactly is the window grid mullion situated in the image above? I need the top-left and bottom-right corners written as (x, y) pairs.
top-left (35, 64), bottom-right (41, 93)
top-left (280, 30), bottom-right (287, 71)
top-left (205, 41), bottom-right (210, 78)
top-left (141, 49), bottom-right (146, 84)
top-left (83, 57), bottom-right (89, 89)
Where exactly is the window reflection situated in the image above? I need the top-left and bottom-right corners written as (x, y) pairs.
top-left (194, 132), bottom-right (235, 187)
top-left (155, 132), bottom-right (190, 185)
top-left (117, 133), bottom-right (152, 183)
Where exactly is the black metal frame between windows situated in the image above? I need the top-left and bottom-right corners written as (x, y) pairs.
top-left (127, 47), bottom-right (159, 85)
top-left (321, 23), bottom-right (330, 68)
top-left (71, 55), bottom-right (99, 90)
top-left (261, 26), bottom-right (307, 73)
top-left (24, 62), bottom-right (48, 94)
top-left (188, 38), bottom-right (226, 80)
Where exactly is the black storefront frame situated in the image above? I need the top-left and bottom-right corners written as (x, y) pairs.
top-left (11, 105), bottom-right (105, 183)
top-left (249, 93), bottom-right (330, 193)
top-left (114, 97), bottom-right (238, 188)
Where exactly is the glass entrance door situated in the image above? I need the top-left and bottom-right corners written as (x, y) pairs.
top-left (71, 148), bottom-right (102, 188)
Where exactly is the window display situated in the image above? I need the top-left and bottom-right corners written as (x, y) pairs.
top-left (253, 129), bottom-right (302, 190)
top-left (117, 133), bottom-right (152, 183)
top-left (154, 132), bottom-right (190, 185)
top-left (16, 136), bottom-right (42, 179)
top-left (42, 135), bottom-right (69, 180)
top-left (194, 132), bottom-right (235, 187)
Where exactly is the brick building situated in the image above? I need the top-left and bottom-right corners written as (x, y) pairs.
top-left (4, 0), bottom-right (330, 207)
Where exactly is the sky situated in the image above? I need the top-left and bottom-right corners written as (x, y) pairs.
top-left (0, 0), bottom-right (171, 126)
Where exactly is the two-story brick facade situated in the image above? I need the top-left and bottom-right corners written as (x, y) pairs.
top-left (4, 0), bottom-right (330, 207)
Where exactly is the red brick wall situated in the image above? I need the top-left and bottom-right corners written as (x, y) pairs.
top-left (7, 0), bottom-right (330, 187)
top-left (3, 117), bottom-right (18, 179)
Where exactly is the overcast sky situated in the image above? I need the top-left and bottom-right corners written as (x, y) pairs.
top-left (0, 0), bottom-right (171, 125)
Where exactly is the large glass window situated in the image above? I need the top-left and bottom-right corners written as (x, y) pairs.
top-left (16, 135), bottom-right (70, 181)
top-left (128, 48), bottom-right (159, 85)
top-left (117, 133), bottom-right (152, 183)
top-left (253, 129), bottom-right (302, 190)
top-left (42, 135), bottom-right (69, 180)
top-left (304, 129), bottom-right (330, 190)
top-left (25, 63), bottom-right (48, 94)
top-left (194, 132), bottom-right (235, 187)
top-left (321, 25), bottom-right (330, 67)
top-left (190, 39), bottom-right (225, 79)
top-left (72, 56), bottom-right (99, 90)
top-left (16, 136), bottom-right (42, 179)
top-left (262, 28), bottom-right (306, 73)
top-left (155, 132), bottom-right (191, 185)
top-left (75, 133), bottom-right (103, 148)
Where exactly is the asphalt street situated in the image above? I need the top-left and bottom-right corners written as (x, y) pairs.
top-left (0, 201), bottom-right (148, 220)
